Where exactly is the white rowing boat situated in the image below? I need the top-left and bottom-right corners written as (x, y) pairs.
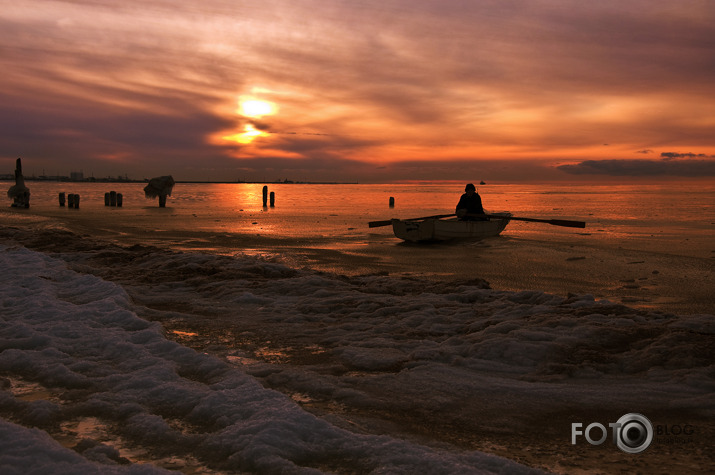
top-left (391, 212), bottom-right (511, 242)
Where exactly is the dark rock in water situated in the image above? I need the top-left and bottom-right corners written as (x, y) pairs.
top-left (144, 175), bottom-right (175, 207)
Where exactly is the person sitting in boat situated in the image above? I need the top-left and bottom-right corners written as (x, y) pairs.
top-left (456, 183), bottom-right (487, 221)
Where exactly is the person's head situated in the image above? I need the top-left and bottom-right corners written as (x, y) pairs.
top-left (465, 183), bottom-right (476, 194)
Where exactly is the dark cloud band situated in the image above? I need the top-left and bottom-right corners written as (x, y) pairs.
top-left (557, 159), bottom-right (715, 177)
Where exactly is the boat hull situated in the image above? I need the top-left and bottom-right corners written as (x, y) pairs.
top-left (392, 213), bottom-right (511, 242)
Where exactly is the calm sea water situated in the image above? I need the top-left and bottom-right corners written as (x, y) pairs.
top-left (6, 181), bottom-right (714, 259)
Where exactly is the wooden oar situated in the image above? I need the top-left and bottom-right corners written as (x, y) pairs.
top-left (368, 213), bottom-right (457, 228)
top-left (474, 213), bottom-right (586, 228)
top-left (369, 213), bottom-right (586, 228)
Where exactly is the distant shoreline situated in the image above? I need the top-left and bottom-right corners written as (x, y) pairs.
top-left (0, 178), bottom-right (359, 185)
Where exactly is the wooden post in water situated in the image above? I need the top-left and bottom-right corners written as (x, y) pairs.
top-left (59, 192), bottom-right (66, 207)
top-left (67, 194), bottom-right (75, 208)
top-left (104, 192), bottom-right (110, 206)
top-left (116, 193), bottom-right (123, 207)
top-left (262, 186), bottom-right (268, 207)
top-left (74, 194), bottom-right (80, 209)
top-left (270, 191), bottom-right (275, 207)
top-left (8, 158), bottom-right (30, 208)
top-left (389, 197), bottom-right (395, 208)
top-left (109, 191), bottom-right (117, 207)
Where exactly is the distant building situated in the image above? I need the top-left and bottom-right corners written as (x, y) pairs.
top-left (70, 171), bottom-right (84, 181)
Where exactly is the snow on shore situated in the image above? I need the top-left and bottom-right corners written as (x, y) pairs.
top-left (0, 244), bottom-right (543, 474)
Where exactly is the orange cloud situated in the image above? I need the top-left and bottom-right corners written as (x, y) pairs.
top-left (1, 1), bottom-right (714, 182)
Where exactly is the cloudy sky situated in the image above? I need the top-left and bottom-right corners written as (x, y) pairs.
top-left (2, 0), bottom-right (714, 182)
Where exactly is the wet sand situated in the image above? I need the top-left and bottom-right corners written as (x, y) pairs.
top-left (318, 233), bottom-right (715, 316)
top-left (3, 205), bottom-right (711, 316)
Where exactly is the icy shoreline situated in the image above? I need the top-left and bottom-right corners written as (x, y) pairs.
top-left (0, 243), bottom-right (543, 474)
top-left (0, 223), bottom-right (713, 474)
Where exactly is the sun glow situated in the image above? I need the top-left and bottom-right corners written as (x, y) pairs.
top-left (223, 123), bottom-right (268, 144)
top-left (240, 99), bottom-right (276, 117)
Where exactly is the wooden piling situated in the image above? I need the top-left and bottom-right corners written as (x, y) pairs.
top-left (104, 192), bottom-right (110, 206)
top-left (389, 197), bottom-right (395, 208)
top-left (109, 191), bottom-right (117, 207)
top-left (74, 194), bottom-right (80, 209)
top-left (59, 192), bottom-right (66, 207)
top-left (270, 191), bottom-right (275, 207)
top-left (262, 186), bottom-right (268, 207)
top-left (8, 158), bottom-right (30, 208)
top-left (67, 194), bottom-right (75, 208)
top-left (116, 193), bottom-right (123, 207)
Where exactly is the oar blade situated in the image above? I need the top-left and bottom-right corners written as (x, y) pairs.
top-left (368, 220), bottom-right (393, 228)
top-left (548, 219), bottom-right (586, 228)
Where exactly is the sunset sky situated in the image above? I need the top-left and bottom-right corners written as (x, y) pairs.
top-left (2, 0), bottom-right (714, 183)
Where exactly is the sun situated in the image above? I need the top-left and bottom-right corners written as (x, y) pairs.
top-left (218, 95), bottom-right (278, 146)
top-left (240, 99), bottom-right (276, 117)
